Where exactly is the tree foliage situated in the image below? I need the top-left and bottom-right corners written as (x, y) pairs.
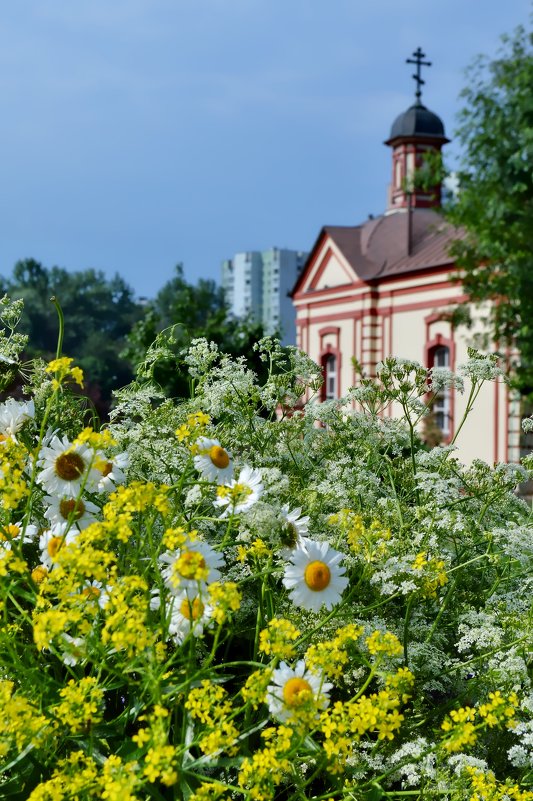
top-left (447, 20), bottom-right (533, 394)
top-left (123, 263), bottom-right (272, 397)
top-left (0, 259), bottom-right (142, 414)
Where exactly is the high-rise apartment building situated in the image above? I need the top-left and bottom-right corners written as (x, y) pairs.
top-left (221, 248), bottom-right (307, 345)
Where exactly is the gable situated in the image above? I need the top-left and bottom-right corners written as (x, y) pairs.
top-left (295, 235), bottom-right (359, 296)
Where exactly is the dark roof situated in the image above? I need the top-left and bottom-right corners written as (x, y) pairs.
top-left (292, 209), bottom-right (459, 296)
top-left (385, 102), bottom-right (449, 146)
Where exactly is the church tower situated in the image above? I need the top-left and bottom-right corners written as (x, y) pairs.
top-left (385, 48), bottom-right (449, 212)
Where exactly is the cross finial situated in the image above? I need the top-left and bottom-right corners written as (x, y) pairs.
top-left (406, 47), bottom-right (431, 103)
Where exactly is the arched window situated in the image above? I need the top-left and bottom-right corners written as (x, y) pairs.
top-left (432, 345), bottom-right (451, 436)
top-left (324, 354), bottom-right (338, 400)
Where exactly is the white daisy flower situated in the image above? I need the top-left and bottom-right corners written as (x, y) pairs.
top-left (44, 495), bottom-right (99, 530)
top-left (159, 537), bottom-right (224, 594)
top-left (282, 537), bottom-right (349, 612)
top-left (58, 633), bottom-right (87, 666)
top-left (0, 398), bottom-right (34, 439)
top-left (37, 435), bottom-right (100, 497)
top-left (159, 589), bottom-right (214, 644)
top-left (0, 520), bottom-right (38, 550)
top-left (267, 660), bottom-right (332, 722)
top-left (279, 505), bottom-right (310, 554)
top-left (194, 437), bottom-right (233, 484)
top-left (39, 526), bottom-right (79, 569)
top-left (214, 465), bottom-right (263, 517)
top-left (96, 451), bottom-right (129, 493)
top-left (81, 580), bottom-right (111, 608)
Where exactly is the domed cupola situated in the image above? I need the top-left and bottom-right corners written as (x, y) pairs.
top-left (385, 49), bottom-right (450, 213)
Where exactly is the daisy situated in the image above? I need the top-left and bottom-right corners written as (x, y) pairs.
top-left (96, 451), bottom-right (129, 493)
top-left (214, 465), bottom-right (263, 517)
top-left (194, 437), bottom-right (233, 484)
top-left (80, 580), bottom-right (112, 609)
top-left (39, 526), bottom-right (79, 569)
top-left (44, 495), bottom-right (99, 530)
top-left (279, 505), bottom-right (310, 554)
top-left (282, 537), bottom-right (349, 612)
top-left (0, 520), bottom-right (38, 550)
top-left (58, 633), bottom-right (87, 666)
top-left (0, 398), bottom-right (34, 439)
top-left (267, 660), bottom-right (332, 722)
top-left (37, 435), bottom-right (100, 497)
top-left (155, 589), bottom-right (214, 644)
top-left (159, 537), bottom-right (224, 594)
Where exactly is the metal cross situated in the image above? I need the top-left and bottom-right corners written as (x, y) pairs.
top-left (406, 47), bottom-right (431, 103)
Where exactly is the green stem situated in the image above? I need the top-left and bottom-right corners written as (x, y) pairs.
top-left (50, 296), bottom-right (65, 359)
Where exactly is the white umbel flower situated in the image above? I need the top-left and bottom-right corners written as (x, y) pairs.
top-left (44, 495), bottom-right (99, 530)
top-left (283, 537), bottom-right (349, 612)
top-left (39, 526), bottom-right (79, 569)
top-left (37, 435), bottom-right (100, 497)
top-left (0, 398), bottom-right (34, 439)
top-left (159, 537), bottom-right (224, 594)
top-left (267, 660), bottom-right (332, 722)
top-left (214, 465), bottom-right (263, 517)
top-left (194, 437), bottom-right (233, 484)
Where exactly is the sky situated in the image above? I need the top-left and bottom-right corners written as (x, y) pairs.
top-left (0, 0), bottom-right (530, 299)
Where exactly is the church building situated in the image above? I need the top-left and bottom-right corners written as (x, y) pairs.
top-left (291, 50), bottom-right (521, 465)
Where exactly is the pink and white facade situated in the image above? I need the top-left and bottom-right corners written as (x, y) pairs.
top-left (292, 99), bottom-right (521, 465)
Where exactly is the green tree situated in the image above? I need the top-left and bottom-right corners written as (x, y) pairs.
top-left (123, 263), bottom-right (272, 397)
top-left (446, 19), bottom-right (533, 394)
top-left (1, 259), bottom-right (143, 414)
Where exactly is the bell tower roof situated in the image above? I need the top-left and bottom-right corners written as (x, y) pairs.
top-left (385, 101), bottom-right (449, 146)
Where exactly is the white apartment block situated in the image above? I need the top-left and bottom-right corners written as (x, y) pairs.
top-left (221, 248), bottom-right (307, 345)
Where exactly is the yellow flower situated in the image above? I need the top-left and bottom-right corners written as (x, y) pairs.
top-left (259, 618), bottom-right (300, 659)
top-left (366, 630), bottom-right (403, 658)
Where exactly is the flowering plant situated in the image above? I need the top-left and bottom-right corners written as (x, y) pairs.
top-left (1, 297), bottom-right (533, 801)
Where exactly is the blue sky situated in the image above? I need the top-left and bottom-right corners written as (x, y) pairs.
top-left (0, 0), bottom-right (530, 298)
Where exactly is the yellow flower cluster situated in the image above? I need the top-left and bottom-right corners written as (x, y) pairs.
top-left (241, 668), bottom-right (273, 709)
top-left (185, 680), bottom-right (239, 756)
top-left (189, 781), bottom-right (229, 801)
top-left (259, 618), bottom-right (301, 659)
top-left (54, 677), bottom-right (104, 734)
top-left (162, 526), bottom-right (188, 550)
top-left (237, 538), bottom-right (271, 562)
top-left (305, 623), bottom-right (364, 680)
top-left (411, 551), bottom-right (448, 598)
top-left (28, 750), bottom-right (143, 801)
top-left (238, 725), bottom-right (293, 801)
top-left (208, 581), bottom-right (242, 624)
top-left (45, 356), bottom-right (84, 389)
top-left (131, 706), bottom-right (179, 787)
top-left (175, 410), bottom-right (211, 443)
top-left (329, 509), bottom-right (391, 562)
top-left (104, 481), bottom-right (170, 538)
top-left (441, 691), bottom-right (518, 753)
top-left (73, 426), bottom-right (117, 450)
top-left (466, 767), bottom-right (533, 801)
top-left (366, 630), bottom-right (403, 657)
top-left (0, 680), bottom-right (49, 761)
top-left (101, 576), bottom-right (155, 657)
top-left (0, 438), bottom-right (30, 510)
top-left (319, 687), bottom-right (405, 772)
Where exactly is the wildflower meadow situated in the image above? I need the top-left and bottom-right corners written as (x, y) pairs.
top-left (0, 294), bottom-right (532, 801)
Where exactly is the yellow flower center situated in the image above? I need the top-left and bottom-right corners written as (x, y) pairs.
top-left (59, 498), bottom-right (86, 521)
top-left (101, 461), bottom-right (113, 477)
top-left (304, 560), bottom-right (331, 591)
top-left (283, 677), bottom-right (313, 707)
top-left (47, 536), bottom-right (64, 558)
top-left (177, 551), bottom-right (207, 579)
top-left (0, 524), bottom-right (20, 541)
top-left (82, 586), bottom-right (101, 600)
top-left (54, 452), bottom-right (85, 481)
top-left (179, 596), bottom-right (205, 620)
top-left (31, 565), bottom-right (49, 584)
top-left (209, 445), bottom-right (230, 469)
